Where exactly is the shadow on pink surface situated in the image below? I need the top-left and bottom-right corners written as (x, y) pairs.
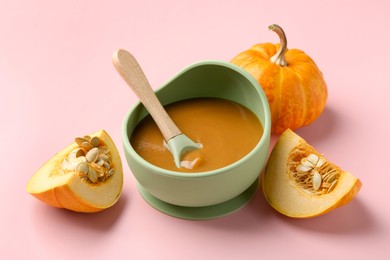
top-left (184, 183), bottom-right (277, 232)
top-left (295, 106), bottom-right (339, 142)
top-left (30, 191), bottom-right (129, 232)
top-left (186, 185), bottom-right (375, 236)
top-left (276, 198), bottom-right (377, 235)
top-left (267, 106), bottom-right (339, 158)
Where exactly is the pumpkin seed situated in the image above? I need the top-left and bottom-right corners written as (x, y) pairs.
top-left (312, 171), bottom-right (322, 190)
top-left (68, 149), bottom-right (85, 160)
top-left (83, 135), bottom-right (92, 142)
top-left (81, 141), bottom-right (93, 151)
top-left (73, 148), bottom-right (85, 158)
top-left (75, 137), bottom-right (89, 146)
top-left (95, 158), bottom-right (105, 166)
top-left (98, 154), bottom-right (109, 162)
top-left (76, 162), bottom-right (89, 174)
top-left (90, 136), bottom-right (100, 147)
top-left (87, 166), bottom-right (98, 183)
top-left (98, 146), bottom-right (109, 155)
top-left (327, 180), bottom-right (338, 193)
top-left (108, 169), bottom-right (115, 176)
top-left (102, 161), bottom-right (111, 169)
top-left (86, 147), bottom-right (99, 163)
top-left (297, 164), bottom-right (312, 172)
top-left (324, 173), bottom-right (337, 184)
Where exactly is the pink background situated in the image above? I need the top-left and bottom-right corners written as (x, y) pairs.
top-left (1, 0), bottom-right (389, 259)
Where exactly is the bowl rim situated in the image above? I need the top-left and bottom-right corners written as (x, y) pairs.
top-left (122, 59), bottom-right (271, 179)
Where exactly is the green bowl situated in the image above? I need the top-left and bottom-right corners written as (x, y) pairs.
top-left (122, 60), bottom-right (271, 220)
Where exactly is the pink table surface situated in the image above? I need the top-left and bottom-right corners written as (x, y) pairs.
top-left (1, 0), bottom-right (389, 259)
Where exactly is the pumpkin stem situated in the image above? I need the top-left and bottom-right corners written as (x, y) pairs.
top-left (269, 24), bottom-right (288, 67)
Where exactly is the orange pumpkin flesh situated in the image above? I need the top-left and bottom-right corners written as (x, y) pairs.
top-left (26, 130), bottom-right (123, 213)
top-left (231, 24), bottom-right (328, 134)
top-left (262, 129), bottom-right (361, 218)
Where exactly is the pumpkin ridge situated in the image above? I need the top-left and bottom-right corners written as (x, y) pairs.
top-left (53, 187), bottom-right (65, 208)
top-left (250, 43), bottom-right (276, 59)
top-left (232, 51), bottom-right (261, 67)
top-left (272, 67), bottom-right (284, 132)
top-left (44, 186), bottom-right (63, 208)
top-left (306, 64), bottom-right (327, 126)
top-left (244, 57), bottom-right (268, 71)
top-left (284, 59), bottom-right (324, 127)
top-left (274, 67), bottom-right (296, 132)
top-left (290, 69), bottom-right (308, 128)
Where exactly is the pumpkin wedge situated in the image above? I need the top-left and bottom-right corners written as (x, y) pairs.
top-left (262, 129), bottom-right (361, 218)
top-left (26, 130), bottom-right (123, 213)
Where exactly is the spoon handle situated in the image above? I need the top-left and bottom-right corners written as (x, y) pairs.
top-left (112, 49), bottom-right (181, 141)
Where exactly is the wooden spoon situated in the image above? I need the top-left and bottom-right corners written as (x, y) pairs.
top-left (112, 49), bottom-right (200, 168)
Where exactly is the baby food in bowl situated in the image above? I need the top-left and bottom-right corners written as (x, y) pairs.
top-left (131, 97), bottom-right (263, 172)
top-left (122, 60), bottom-right (271, 220)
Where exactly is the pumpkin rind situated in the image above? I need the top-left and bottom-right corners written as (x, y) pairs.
top-left (261, 129), bottom-right (361, 218)
top-left (231, 25), bottom-right (328, 134)
top-left (26, 130), bottom-right (123, 213)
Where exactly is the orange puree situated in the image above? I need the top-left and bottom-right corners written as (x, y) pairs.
top-left (130, 97), bottom-right (263, 172)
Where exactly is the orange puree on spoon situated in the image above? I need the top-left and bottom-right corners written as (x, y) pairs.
top-left (130, 97), bottom-right (263, 172)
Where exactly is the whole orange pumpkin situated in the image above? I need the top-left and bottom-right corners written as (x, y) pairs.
top-left (231, 24), bottom-right (328, 134)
